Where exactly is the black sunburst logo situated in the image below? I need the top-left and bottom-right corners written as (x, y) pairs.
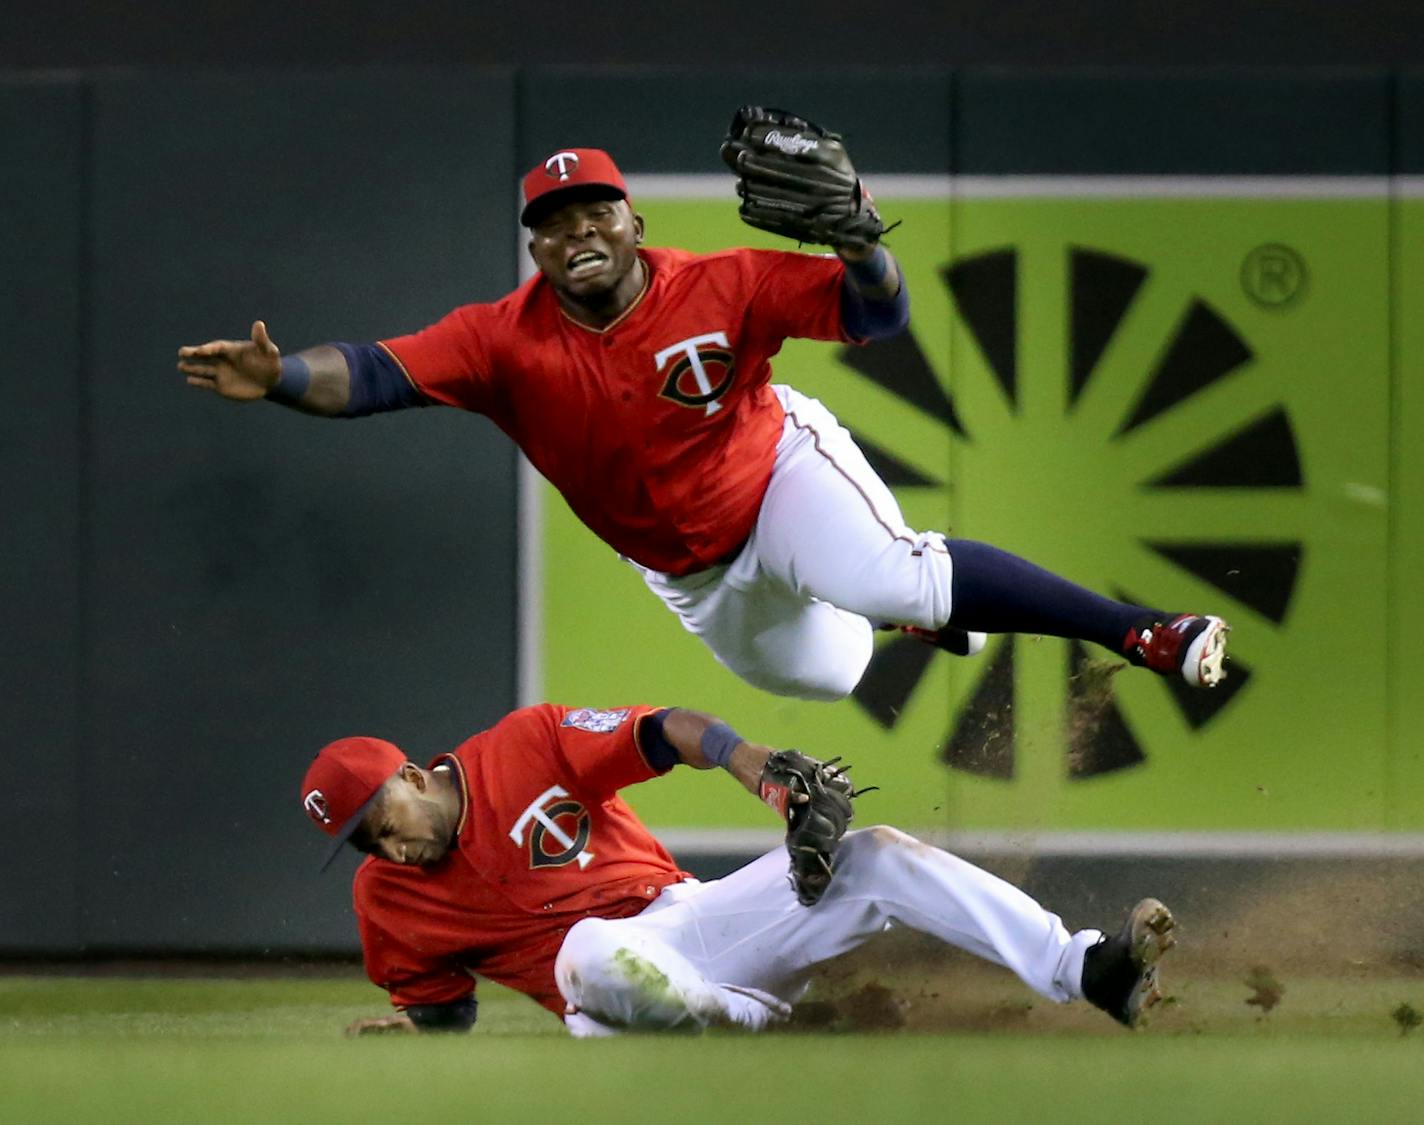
top-left (844, 246), bottom-right (1304, 780)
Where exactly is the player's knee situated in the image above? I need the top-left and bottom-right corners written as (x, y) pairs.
top-left (787, 661), bottom-right (864, 702)
top-left (846, 825), bottom-right (917, 852)
top-left (734, 661), bottom-right (864, 703)
top-left (838, 825), bottom-right (922, 873)
top-left (822, 827), bottom-right (924, 909)
top-left (813, 534), bottom-right (953, 631)
top-left (741, 634), bottom-right (871, 702)
top-left (555, 920), bottom-right (707, 1032)
top-left (555, 918), bottom-right (620, 1010)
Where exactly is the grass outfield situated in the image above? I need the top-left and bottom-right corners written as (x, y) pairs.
top-left (2, 970), bottom-right (1423, 1124)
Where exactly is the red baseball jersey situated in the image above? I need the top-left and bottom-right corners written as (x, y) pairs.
top-left (380, 247), bottom-right (851, 575)
top-left (353, 704), bottom-right (690, 1018)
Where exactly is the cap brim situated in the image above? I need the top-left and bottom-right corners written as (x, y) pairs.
top-left (521, 183), bottom-right (627, 228)
top-left (318, 787), bottom-right (386, 872)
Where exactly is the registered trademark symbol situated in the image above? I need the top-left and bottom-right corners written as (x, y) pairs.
top-left (1241, 243), bottom-right (1308, 309)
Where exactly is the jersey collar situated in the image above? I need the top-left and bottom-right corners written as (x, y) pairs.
top-left (557, 252), bottom-right (652, 336)
top-left (433, 755), bottom-right (470, 838)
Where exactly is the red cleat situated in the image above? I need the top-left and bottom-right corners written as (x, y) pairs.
top-left (1123, 614), bottom-right (1230, 687)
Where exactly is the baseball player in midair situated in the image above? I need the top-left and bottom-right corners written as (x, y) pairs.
top-left (179, 108), bottom-right (1229, 702)
top-left (303, 703), bottom-right (1176, 1035)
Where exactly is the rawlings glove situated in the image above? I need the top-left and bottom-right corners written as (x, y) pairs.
top-left (720, 105), bottom-right (889, 252)
top-left (758, 750), bottom-right (863, 906)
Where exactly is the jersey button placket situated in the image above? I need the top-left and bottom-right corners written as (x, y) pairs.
top-left (605, 335), bottom-right (636, 405)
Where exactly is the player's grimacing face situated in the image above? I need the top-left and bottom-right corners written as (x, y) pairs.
top-left (357, 770), bottom-right (457, 867)
top-left (527, 198), bottom-right (644, 300)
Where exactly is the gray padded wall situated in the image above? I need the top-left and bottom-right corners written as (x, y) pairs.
top-left (1401, 71), bottom-right (1424, 172)
top-left (69, 70), bottom-right (518, 952)
top-left (8, 2), bottom-right (1424, 68)
top-left (519, 67), bottom-right (952, 174)
top-left (0, 78), bottom-right (84, 951)
top-left (954, 69), bottom-right (1393, 173)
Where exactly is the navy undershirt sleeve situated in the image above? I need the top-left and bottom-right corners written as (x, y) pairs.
top-left (333, 342), bottom-right (427, 417)
top-left (638, 709), bottom-right (681, 773)
top-left (405, 996), bottom-right (478, 1032)
top-left (840, 270), bottom-right (910, 341)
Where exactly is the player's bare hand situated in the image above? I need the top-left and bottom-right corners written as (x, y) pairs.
top-left (344, 1013), bottom-right (418, 1037)
top-left (178, 319), bottom-right (281, 402)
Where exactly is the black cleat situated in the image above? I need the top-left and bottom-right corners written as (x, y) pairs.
top-left (1081, 898), bottom-right (1177, 1028)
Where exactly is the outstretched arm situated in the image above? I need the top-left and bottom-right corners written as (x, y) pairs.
top-left (650, 708), bottom-right (860, 907)
top-left (178, 321), bottom-right (422, 417)
top-left (178, 320), bottom-right (348, 414)
top-left (652, 708), bottom-right (775, 796)
top-left (719, 106), bottom-right (907, 340)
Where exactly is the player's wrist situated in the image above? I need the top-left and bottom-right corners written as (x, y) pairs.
top-left (701, 722), bottom-right (771, 793)
top-left (836, 242), bottom-right (879, 264)
top-left (839, 243), bottom-right (889, 279)
top-left (699, 722), bottom-right (744, 770)
top-left (266, 354), bottom-right (309, 405)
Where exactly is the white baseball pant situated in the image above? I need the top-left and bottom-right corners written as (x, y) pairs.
top-left (634, 386), bottom-right (954, 702)
top-left (555, 826), bottom-right (1101, 1036)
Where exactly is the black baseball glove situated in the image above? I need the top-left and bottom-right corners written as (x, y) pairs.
top-left (720, 106), bottom-right (888, 252)
top-left (758, 750), bottom-right (863, 906)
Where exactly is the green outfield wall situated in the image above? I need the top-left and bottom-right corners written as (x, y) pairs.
top-left (1394, 74), bottom-right (1424, 826)
top-left (540, 189), bottom-right (1405, 832)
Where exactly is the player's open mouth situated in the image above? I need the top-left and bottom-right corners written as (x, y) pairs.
top-left (566, 251), bottom-right (608, 278)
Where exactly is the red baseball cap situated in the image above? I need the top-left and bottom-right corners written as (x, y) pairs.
top-left (300, 735), bottom-right (408, 870)
top-left (521, 147), bottom-right (629, 227)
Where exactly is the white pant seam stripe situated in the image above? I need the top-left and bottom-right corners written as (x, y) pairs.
top-left (784, 407), bottom-right (949, 554)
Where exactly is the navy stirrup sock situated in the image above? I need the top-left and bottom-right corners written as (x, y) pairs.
top-left (946, 539), bottom-right (1158, 654)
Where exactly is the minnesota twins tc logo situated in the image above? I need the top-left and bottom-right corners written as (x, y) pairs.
top-left (655, 331), bottom-right (737, 415)
top-left (509, 785), bottom-right (595, 869)
top-left (302, 789), bottom-right (330, 825)
top-left (544, 151), bottom-right (580, 181)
